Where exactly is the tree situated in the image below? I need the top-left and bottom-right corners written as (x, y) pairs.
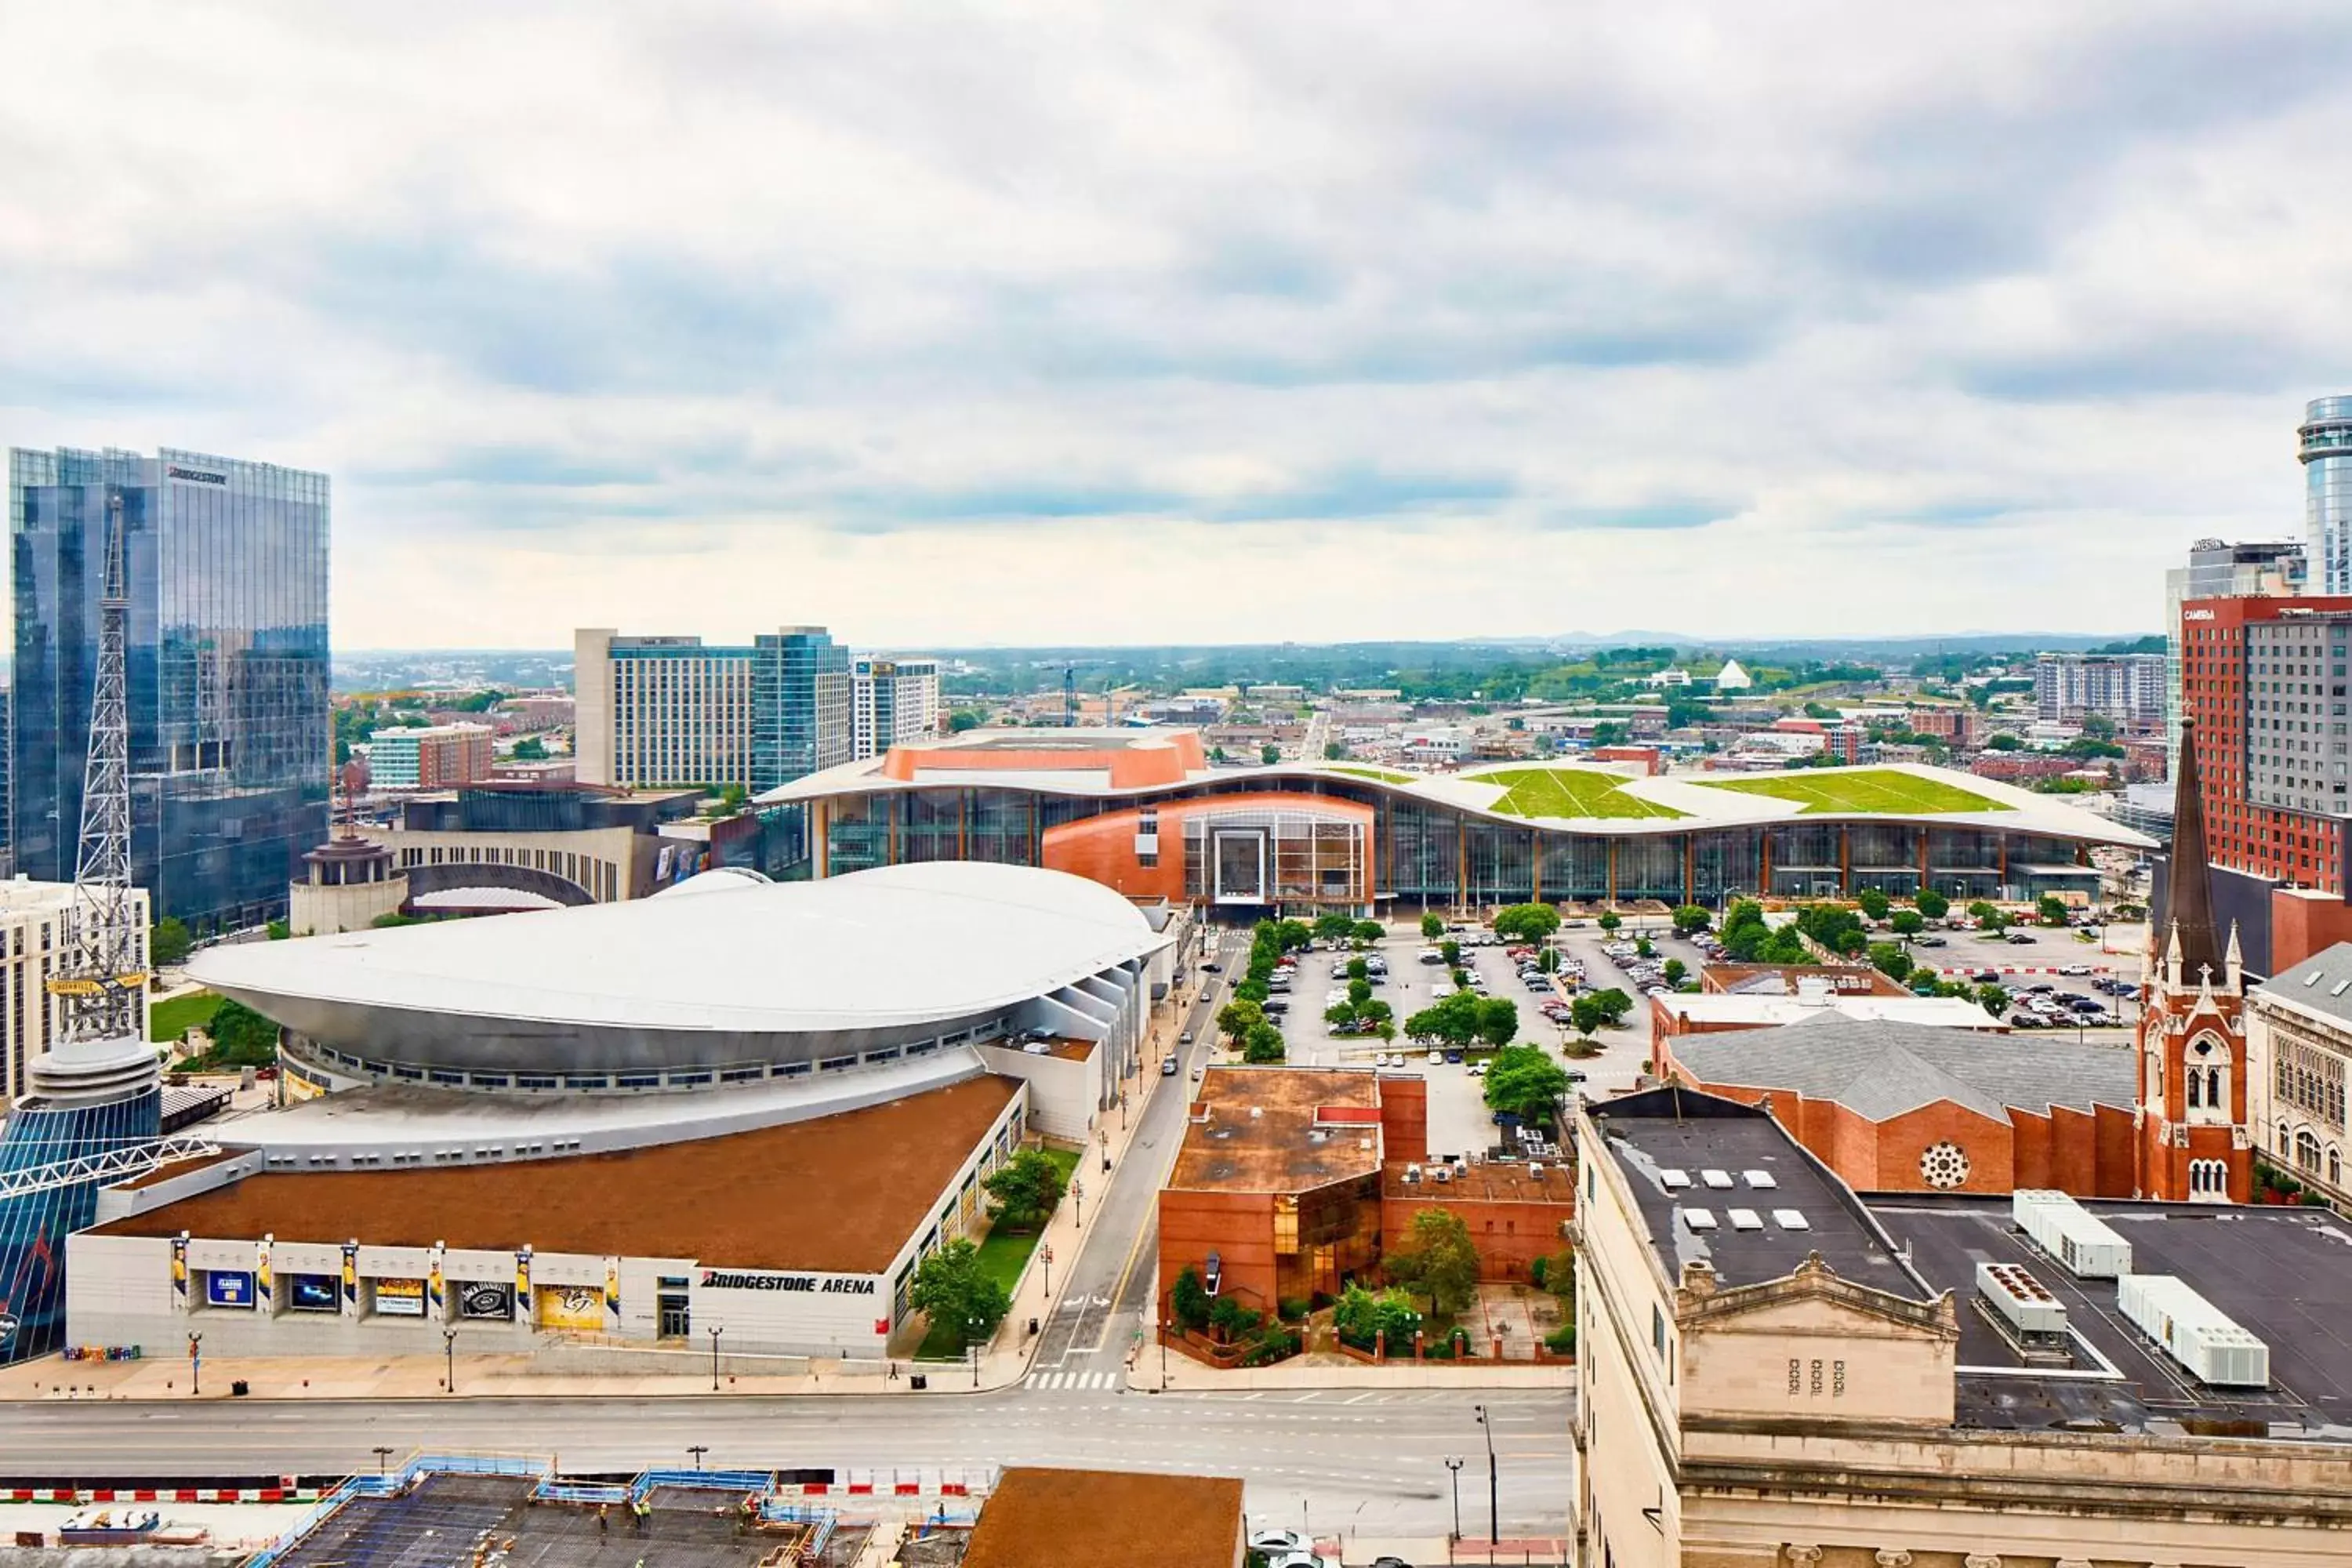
top-left (1969, 900), bottom-right (2009, 933)
top-left (265, 919), bottom-right (291, 942)
top-left (1596, 912), bottom-right (1622, 934)
top-left (1538, 947), bottom-right (1559, 974)
top-left (1986, 733), bottom-right (2022, 751)
top-left (510, 735), bottom-right (550, 761)
top-left (1332, 1283), bottom-right (1421, 1351)
top-left (1272, 919), bottom-right (1313, 953)
top-left (371, 911), bottom-right (428, 928)
top-left (711, 782), bottom-right (748, 815)
top-left (1348, 979), bottom-right (1373, 1008)
top-left (1856, 887), bottom-right (1891, 922)
top-left (1421, 913), bottom-right (1446, 939)
top-left (1492, 903), bottom-right (1562, 942)
top-left (1385, 1207), bottom-right (1481, 1316)
top-left (1216, 998), bottom-right (1265, 1047)
top-left (2038, 894), bottom-right (2070, 927)
top-left (1866, 942), bottom-right (1913, 982)
top-left (1347, 956), bottom-right (1369, 982)
top-left (1171, 1266), bottom-right (1213, 1334)
top-left (1260, 744), bottom-right (1281, 766)
top-left (1471, 996), bottom-right (1515, 1048)
top-left (1976, 982), bottom-right (2010, 1018)
top-left (202, 999), bottom-right (281, 1067)
top-left (150, 917), bottom-right (193, 967)
top-left (1208, 1295), bottom-right (1262, 1342)
top-left (909, 1240), bottom-right (1009, 1350)
top-left (1323, 742), bottom-right (1345, 760)
top-left (1590, 720), bottom-right (1628, 748)
top-left (1890, 909), bottom-right (1925, 937)
top-left (982, 1147), bottom-right (1069, 1231)
top-left (1661, 957), bottom-right (1686, 986)
top-left (1915, 888), bottom-right (1951, 920)
top-left (1324, 1002), bottom-right (1357, 1027)
top-left (1243, 1022), bottom-right (1287, 1062)
top-left (1671, 904), bottom-right (1711, 935)
top-left (1588, 988), bottom-right (1634, 1026)
top-left (1569, 995), bottom-right (1604, 1036)
top-left (1635, 936), bottom-right (1653, 958)
top-left (1314, 912), bottom-right (1356, 946)
top-left (948, 710), bottom-right (985, 733)
top-left (1406, 989), bottom-right (1486, 1047)
top-left (1353, 920), bottom-right (1385, 945)
top-left (1439, 938), bottom-right (1461, 968)
top-left (1484, 1044), bottom-right (1570, 1121)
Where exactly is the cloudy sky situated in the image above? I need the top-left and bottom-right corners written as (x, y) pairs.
top-left (4, 2), bottom-right (2348, 650)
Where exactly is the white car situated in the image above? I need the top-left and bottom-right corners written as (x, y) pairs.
top-left (1427, 1049), bottom-right (1445, 1065)
top-left (1250, 1530), bottom-right (1310, 1555)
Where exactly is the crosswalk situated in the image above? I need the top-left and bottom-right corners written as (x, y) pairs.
top-left (1022, 1369), bottom-right (1122, 1392)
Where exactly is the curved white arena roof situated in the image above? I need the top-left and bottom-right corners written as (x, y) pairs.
top-left (193, 862), bottom-right (1166, 1040)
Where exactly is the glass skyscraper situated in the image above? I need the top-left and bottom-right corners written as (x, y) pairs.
top-left (2304, 397), bottom-right (2352, 596)
top-left (752, 628), bottom-right (851, 792)
top-left (8, 447), bottom-right (330, 930)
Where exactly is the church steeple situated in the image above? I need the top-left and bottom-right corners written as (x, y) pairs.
top-left (2163, 718), bottom-right (2224, 989)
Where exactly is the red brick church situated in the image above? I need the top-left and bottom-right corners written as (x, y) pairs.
top-left (2134, 720), bottom-right (2252, 1203)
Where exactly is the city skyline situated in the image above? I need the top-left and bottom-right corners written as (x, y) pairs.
top-left (4, 7), bottom-right (2350, 648)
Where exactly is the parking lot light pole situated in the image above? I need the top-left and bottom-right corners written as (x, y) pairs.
top-left (1444, 1457), bottom-right (1463, 1541)
top-left (688, 1445), bottom-right (708, 1470)
top-left (709, 1325), bottom-right (724, 1392)
top-left (1474, 1404), bottom-right (1499, 1544)
top-left (373, 1446), bottom-right (394, 1477)
top-left (442, 1329), bottom-right (457, 1395)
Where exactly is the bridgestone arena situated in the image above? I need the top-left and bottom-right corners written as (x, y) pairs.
top-left (56, 863), bottom-right (1176, 1362)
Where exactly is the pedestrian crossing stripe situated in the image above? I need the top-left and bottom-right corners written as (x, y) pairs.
top-left (1024, 1370), bottom-right (1118, 1390)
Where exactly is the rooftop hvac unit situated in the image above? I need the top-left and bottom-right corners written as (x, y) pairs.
top-left (1772, 1210), bottom-right (1809, 1231)
top-left (2117, 1274), bottom-right (2271, 1388)
top-left (1743, 1170), bottom-right (1777, 1189)
top-left (2014, 1190), bottom-right (2131, 1279)
top-left (1659, 1169), bottom-right (1691, 1191)
top-left (1434, 1166), bottom-right (1452, 1183)
top-left (1682, 1208), bottom-right (1718, 1232)
top-left (1727, 1208), bottom-right (1763, 1231)
top-left (1700, 1169), bottom-right (1735, 1189)
top-left (1976, 1261), bottom-right (2069, 1338)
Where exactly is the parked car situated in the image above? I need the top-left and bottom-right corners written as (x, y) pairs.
top-left (1427, 1049), bottom-right (1445, 1065)
top-left (1915, 935), bottom-right (1947, 948)
top-left (2006, 932), bottom-right (2036, 946)
top-left (1178, 1029), bottom-right (1192, 1044)
top-left (1250, 1530), bottom-right (1310, 1555)
top-left (1973, 970), bottom-right (2000, 984)
top-left (2058, 963), bottom-right (2093, 976)
top-left (1200, 961), bottom-right (1220, 972)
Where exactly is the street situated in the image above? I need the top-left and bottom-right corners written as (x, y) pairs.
top-left (0, 1385), bottom-right (1572, 1540)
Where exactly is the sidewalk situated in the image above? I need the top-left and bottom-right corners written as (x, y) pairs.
top-left (0, 981), bottom-right (1206, 1407)
top-left (1129, 1351), bottom-right (1574, 1394)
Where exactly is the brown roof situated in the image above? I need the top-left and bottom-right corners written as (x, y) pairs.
top-left (1167, 1066), bottom-right (1381, 1195)
top-left (94, 1077), bottom-right (1018, 1274)
top-left (964, 1468), bottom-right (1241, 1568)
top-left (1381, 1158), bottom-right (1576, 1204)
top-left (117, 1148), bottom-right (244, 1190)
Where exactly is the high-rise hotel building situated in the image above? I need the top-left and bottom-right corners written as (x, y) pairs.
top-left (575, 627), bottom-right (851, 793)
top-left (851, 656), bottom-right (941, 760)
top-left (8, 447), bottom-right (329, 929)
top-left (2304, 395), bottom-right (2352, 595)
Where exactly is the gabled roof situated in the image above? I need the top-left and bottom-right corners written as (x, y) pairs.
top-left (1668, 1011), bottom-right (2136, 1125)
top-left (2256, 941), bottom-right (2352, 1030)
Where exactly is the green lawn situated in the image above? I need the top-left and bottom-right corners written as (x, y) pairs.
top-left (1474, 767), bottom-right (1686, 821)
top-left (149, 990), bottom-right (223, 1042)
top-left (912, 1147), bottom-right (1080, 1359)
top-left (1695, 768), bottom-right (2010, 815)
top-left (1324, 764), bottom-right (1418, 785)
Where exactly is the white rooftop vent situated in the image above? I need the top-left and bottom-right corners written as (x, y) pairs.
top-left (2306, 970), bottom-right (2326, 987)
top-left (2332, 979), bottom-right (2350, 998)
top-left (1659, 1169), bottom-right (1691, 1191)
top-left (1743, 1170), bottom-right (1777, 1189)
top-left (1772, 1209), bottom-right (1809, 1230)
top-left (1682, 1207), bottom-right (1718, 1231)
top-left (1727, 1208), bottom-right (1764, 1231)
top-left (1700, 1169), bottom-right (1735, 1189)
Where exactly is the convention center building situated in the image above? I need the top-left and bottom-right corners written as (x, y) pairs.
top-left (761, 730), bottom-right (2153, 914)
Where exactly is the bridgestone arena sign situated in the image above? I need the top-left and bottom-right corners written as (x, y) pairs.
top-left (699, 1269), bottom-right (876, 1294)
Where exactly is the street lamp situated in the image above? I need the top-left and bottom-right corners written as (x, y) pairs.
top-left (1073, 1175), bottom-right (1084, 1228)
top-left (1473, 1404), bottom-right (1499, 1545)
top-left (968, 1318), bottom-right (982, 1388)
top-left (442, 1329), bottom-right (458, 1395)
top-left (1160, 1316), bottom-right (1171, 1390)
top-left (1443, 1457), bottom-right (1464, 1542)
top-left (373, 1446), bottom-right (394, 1477)
top-left (186, 1332), bottom-right (201, 1397)
top-left (1119, 1090), bottom-right (1129, 1131)
top-left (708, 1325), bottom-right (724, 1392)
top-left (688, 1445), bottom-right (708, 1471)
top-left (1042, 1243), bottom-right (1053, 1296)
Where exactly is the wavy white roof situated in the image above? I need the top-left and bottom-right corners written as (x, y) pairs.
top-left (192, 862), bottom-right (1167, 1035)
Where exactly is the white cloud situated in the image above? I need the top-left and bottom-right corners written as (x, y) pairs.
top-left (3, 1), bottom-right (2349, 648)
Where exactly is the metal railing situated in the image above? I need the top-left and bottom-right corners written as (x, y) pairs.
top-left (0, 1135), bottom-right (220, 1200)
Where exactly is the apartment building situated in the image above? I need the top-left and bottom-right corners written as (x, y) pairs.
top-left (2033, 650), bottom-right (2165, 726)
top-left (574, 626), bottom-right (850, 793)
top-left (368, 724), bottom-right (495, 789)
top-left (0, 877), bottom-right (151, 1105)
top-left (851, 656), bottom-right (942, 761)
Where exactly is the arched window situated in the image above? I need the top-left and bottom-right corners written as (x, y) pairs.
top-left (2281, 1120), bottom-right (2294, 1154)
top-left (2297, 1129), bottom-right (2323, 1173)
top-left (2187, 1072), bottom-right (2203, 1109)
top-left (2332, 1147), bottom-right (2343, 1189)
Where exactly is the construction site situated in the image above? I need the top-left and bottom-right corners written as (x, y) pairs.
top-left (245, 1456), bottom-right (979, 1568)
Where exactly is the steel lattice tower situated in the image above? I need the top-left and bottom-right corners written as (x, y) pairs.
top-left (60, 489), bottom-right (140, 1048)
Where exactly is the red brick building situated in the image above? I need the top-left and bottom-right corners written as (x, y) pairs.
top-left (1657, 1012), bottom-right (2139, 1197)
top-left (1156, 1066), bottom-right (1569, 1319)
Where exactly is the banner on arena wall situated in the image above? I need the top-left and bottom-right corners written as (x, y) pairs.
top-left (535, 1284), bottom-right (604, 1331)
top-left (459, 1280), bottom-right (514, 1321)
top-left (428, 1245), bottom-right (445, 1318)
top-left (205, 1271), bottom-right (255, 1309)
top-left (256, 1237), bottom-right (272, 1310)
top-left (342, 1243), bottom-right (358, 1312)
top-left (515, 1247), bottom-right (532, 1317)
top-left (373, 1278), bottom-right (426, 1318)
top-left (604, 1258), bottom-right (621, 1326)
top-left (170, 1236), bottom-right (188, 1311)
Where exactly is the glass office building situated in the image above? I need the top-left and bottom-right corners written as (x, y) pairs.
top-left (2304, 397), bottom-right (2352, 596)
top-left (9, 448), bottom-right (330, 930)
top-left (0, 1087), bottom-right (162, 1363)
top-left (751, 629), bottom-right (851, 793)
